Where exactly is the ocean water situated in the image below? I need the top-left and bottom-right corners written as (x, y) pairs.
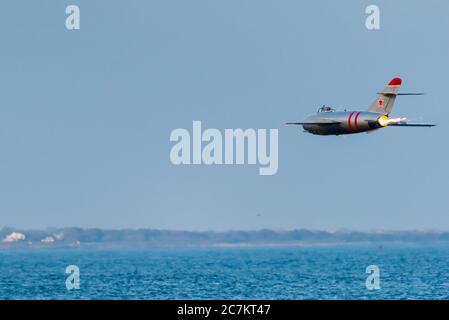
top-left (0, 244), bottom-right (449, 300)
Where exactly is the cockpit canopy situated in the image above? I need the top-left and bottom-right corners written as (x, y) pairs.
top-left (317, 105), bottom-right (335, 113)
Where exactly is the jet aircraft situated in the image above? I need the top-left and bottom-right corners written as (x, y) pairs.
top-left (286, 78), bottom-right (435, 135)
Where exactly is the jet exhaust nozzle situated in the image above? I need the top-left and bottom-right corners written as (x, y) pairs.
top-left (377, 115), bottom-right (406, 127)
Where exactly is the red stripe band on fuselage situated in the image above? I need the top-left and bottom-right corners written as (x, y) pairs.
top-left (348, 112), bottom-right (355, 130)
top-left (354, 112), bottom-right (361, 130)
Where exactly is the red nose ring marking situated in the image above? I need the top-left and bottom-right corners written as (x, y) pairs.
top-left (348, 112), bottom-right (355, 131)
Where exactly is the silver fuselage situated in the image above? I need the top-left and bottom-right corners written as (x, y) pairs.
top-left (302, 111), bottom-right (383, 135)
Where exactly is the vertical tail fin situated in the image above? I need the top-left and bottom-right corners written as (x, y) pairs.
top-left (367, 78), bottom-right (402, 115)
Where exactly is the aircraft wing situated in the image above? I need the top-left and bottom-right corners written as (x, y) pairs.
top-left (388, 123), bottom-right (436, 127)
top-left (285, 120), bottom-right (341, 125)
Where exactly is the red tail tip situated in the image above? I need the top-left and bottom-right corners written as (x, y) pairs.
top-left (388, 78), bottom-right (402, 86)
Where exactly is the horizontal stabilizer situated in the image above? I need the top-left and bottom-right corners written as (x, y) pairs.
top-left (389, 123), bottom-right (436, 127)
top-left (376, 92), bottom-right (425, 96)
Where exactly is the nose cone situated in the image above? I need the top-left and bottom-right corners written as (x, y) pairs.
top-left (301, 115), bottom-right (316, 132)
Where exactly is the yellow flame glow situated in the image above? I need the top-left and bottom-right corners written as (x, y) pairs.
top-left (378, 115), bottom-right (390, 127)
top-left (378, 116), bottom-right (406, 127)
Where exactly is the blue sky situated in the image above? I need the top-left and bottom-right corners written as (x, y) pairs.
top-left (0, 0), bottom-right (448, 230)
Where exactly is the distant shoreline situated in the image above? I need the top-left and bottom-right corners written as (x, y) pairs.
top-left (2, 227), bottom-right (449, 250)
